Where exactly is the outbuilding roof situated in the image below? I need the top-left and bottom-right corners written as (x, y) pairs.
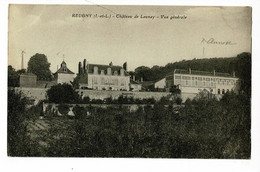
top-left (174, 69), bottom-right (235, 78)
top-left (87, 64), bottom-right (129, 76)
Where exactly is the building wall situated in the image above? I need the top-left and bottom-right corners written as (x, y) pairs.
top-left (87, 73), bottom-right (130, 91)
top-left (155, 78), bottom-right (166, 89)
top-left (15, 87), bottom-right (47, 105)
top-left (15, 87), bottom-right (172, 105)
top-left (77, 89), bottom-right (172, 101)
top-left (57, 73), bottom-right (74, 84)
top-left (165, 73), bottom-right (238, 101)
top-left (19, 75), bottom-right (37, 87)
top-left (170, 74), bottom-right (238, 94)
top-left (36, 81), bottom-right (57, 88)
top-left (130, 84), bottom-right (142, 91)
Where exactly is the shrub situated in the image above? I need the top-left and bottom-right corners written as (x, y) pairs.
top-left (176, 97), bottom-right (182, 105)
top-left (58, 104), bottom-right (70, 115)
top-left (47, 83), bottom-right (80, 104)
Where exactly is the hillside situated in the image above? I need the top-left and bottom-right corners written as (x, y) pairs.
top-left (132, 57), bottom-right (238, 82)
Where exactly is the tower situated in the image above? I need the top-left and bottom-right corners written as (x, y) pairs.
top-left (83, 59), bottom-right (87, 73)
top-left (21, 50), bottom-right (25, 69)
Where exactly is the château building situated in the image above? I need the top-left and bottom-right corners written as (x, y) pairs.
top-left (54, 60), bottom-right (75, 84)
top-left (78, 59), bottom-right (130, 91)
top-left (165, 69), bottom-right (239, 100)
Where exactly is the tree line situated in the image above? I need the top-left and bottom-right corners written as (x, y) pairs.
top-left (131, 53), bottom-right (249, 83)
top-left (8, 88), bottom-right (251, 158)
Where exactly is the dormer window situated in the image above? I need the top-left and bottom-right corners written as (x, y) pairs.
top-left (63, 68), bottom-right (67, 72)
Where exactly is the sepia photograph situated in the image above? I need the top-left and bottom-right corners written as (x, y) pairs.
top-left (7, 4), bottom-right (252, 159)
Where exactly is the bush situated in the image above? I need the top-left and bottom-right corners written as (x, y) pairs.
top-left (82, 96), bottom-right (90, 104)
top-left (58, 104), bottom-right (70, 115)
top-left (47, 83), bottom-right (80, 104)
top-left (176, 97), bottom-right (182, 105)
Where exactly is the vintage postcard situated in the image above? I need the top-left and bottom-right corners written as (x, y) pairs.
top-left (8, 4), bottom-right (251, 159)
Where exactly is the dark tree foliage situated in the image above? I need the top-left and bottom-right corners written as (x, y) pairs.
top-left (133, 57), bottom-right (237, 82)
top-left (234, 52), bottom-right (251, 97)
top-left (47, 83), bottom-right (80, 104)
top-left (8, 65), bottom-right (26, 87)
top-left (38, 93), bottom-right (250, 158)
top-left (8, 65), bottom-right (19, 87)
top-left (71, 74), bottom-right (80, 89)
top-left (8, 89), bottom-right (40, 156)
top-left (27, 53), bottom-right (52, 80)
top-left (170, 85), bottom-right (181, 94)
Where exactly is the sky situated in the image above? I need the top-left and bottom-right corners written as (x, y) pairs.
top-left (8, 5), bottom-right (251, 73)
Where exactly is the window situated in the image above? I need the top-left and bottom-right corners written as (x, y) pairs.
top-left (186, 80), bottom-right (189, 86)
top-left (94, 77), bottom-right (98, 84)
top-left (195, 81), bottom-right (197, 86)
top-left (175, 75), bottom-right (181, 79)
top-left (114, 78), bottom-right (118, 85)
top-left (218, 89), bottom-right (220, 94)
top-left (222, 89), bottom-right (225, 94)
top-left (121, 79), bottom-right (124, 86)
top-left (101, 77), bottom-right (105, 85)
top-left (206, 78), bottom-right (210, 81)
top-left (198, 77), bottom-right (202, 81)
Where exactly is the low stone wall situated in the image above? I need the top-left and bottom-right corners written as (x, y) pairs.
top-left (77, 89), bottom-right (171, 101)
top-left (43, 103), bottom-right (149, 115)
top-left (14, 87), bottom-right (172, 105)
top-left (14, 87), bottom-right (222, 105)
top-left (14, 87), bottom-right (47, 105)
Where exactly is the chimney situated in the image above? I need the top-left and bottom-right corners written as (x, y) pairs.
top-left (83, 59), bottom-right (86, 73)
top-left (94, 66), bottom-right (98, 74)
top-left (133, 75), bottom-right (135, 81)
top-left (141, 77), bottom-right (143, 82)
top-left (78, 62), bottom-right (82, 74)
top-left (189, 68), bottom-right (191, 74)
top-left (213, 70), bottom-right (216, 76)
top-left (123, 62), bottom-right (127, 71)
top-left (107, 68), bottom-right (111, 75)
top-left (233, 71), bottom-right (235, 77)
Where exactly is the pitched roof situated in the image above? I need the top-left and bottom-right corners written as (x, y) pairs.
top-left (54, 61), bottom-right (74, 74)
top-left (87, 64), bottom-right (129, 76)
top-left (174, 69), bottom-right (235, 78)
top-left (130, 79), bottom-right (141, 85)
top-left (55, 67), bottom-right (74, 74)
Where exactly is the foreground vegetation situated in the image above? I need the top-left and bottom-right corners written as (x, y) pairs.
top-left (8, 89), bottom-right (250, 158)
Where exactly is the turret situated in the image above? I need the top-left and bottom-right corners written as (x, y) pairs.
top-left (78, 62), bottom-right (82, 74)
top-left (83, 59), bottom-right (86, 73)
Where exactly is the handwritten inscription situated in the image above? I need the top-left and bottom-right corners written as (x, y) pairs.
top-left (201, 38), bottom-right (236, 45)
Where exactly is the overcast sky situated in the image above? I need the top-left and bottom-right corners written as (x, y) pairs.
top-left (8, 5), bottom-right (251, 73)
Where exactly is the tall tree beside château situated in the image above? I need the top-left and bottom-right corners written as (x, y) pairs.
top-left (27, 53), bottom-right (52, 80)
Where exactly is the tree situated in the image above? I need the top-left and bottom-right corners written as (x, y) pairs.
top-left (234, 52), bottom-right (251, 97)
top-left (8, 65), bottom-right (19, 87)
top-left (27, 53), bottom-right (52, 80)
top-left (70, 74), bottom-right (80, 89)
top-left (8, 89), bottom-right (30, 156)
top-left (170, 85), bottom-right (181, 94)
top-left (47, 83), bottom-right (80, 103)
